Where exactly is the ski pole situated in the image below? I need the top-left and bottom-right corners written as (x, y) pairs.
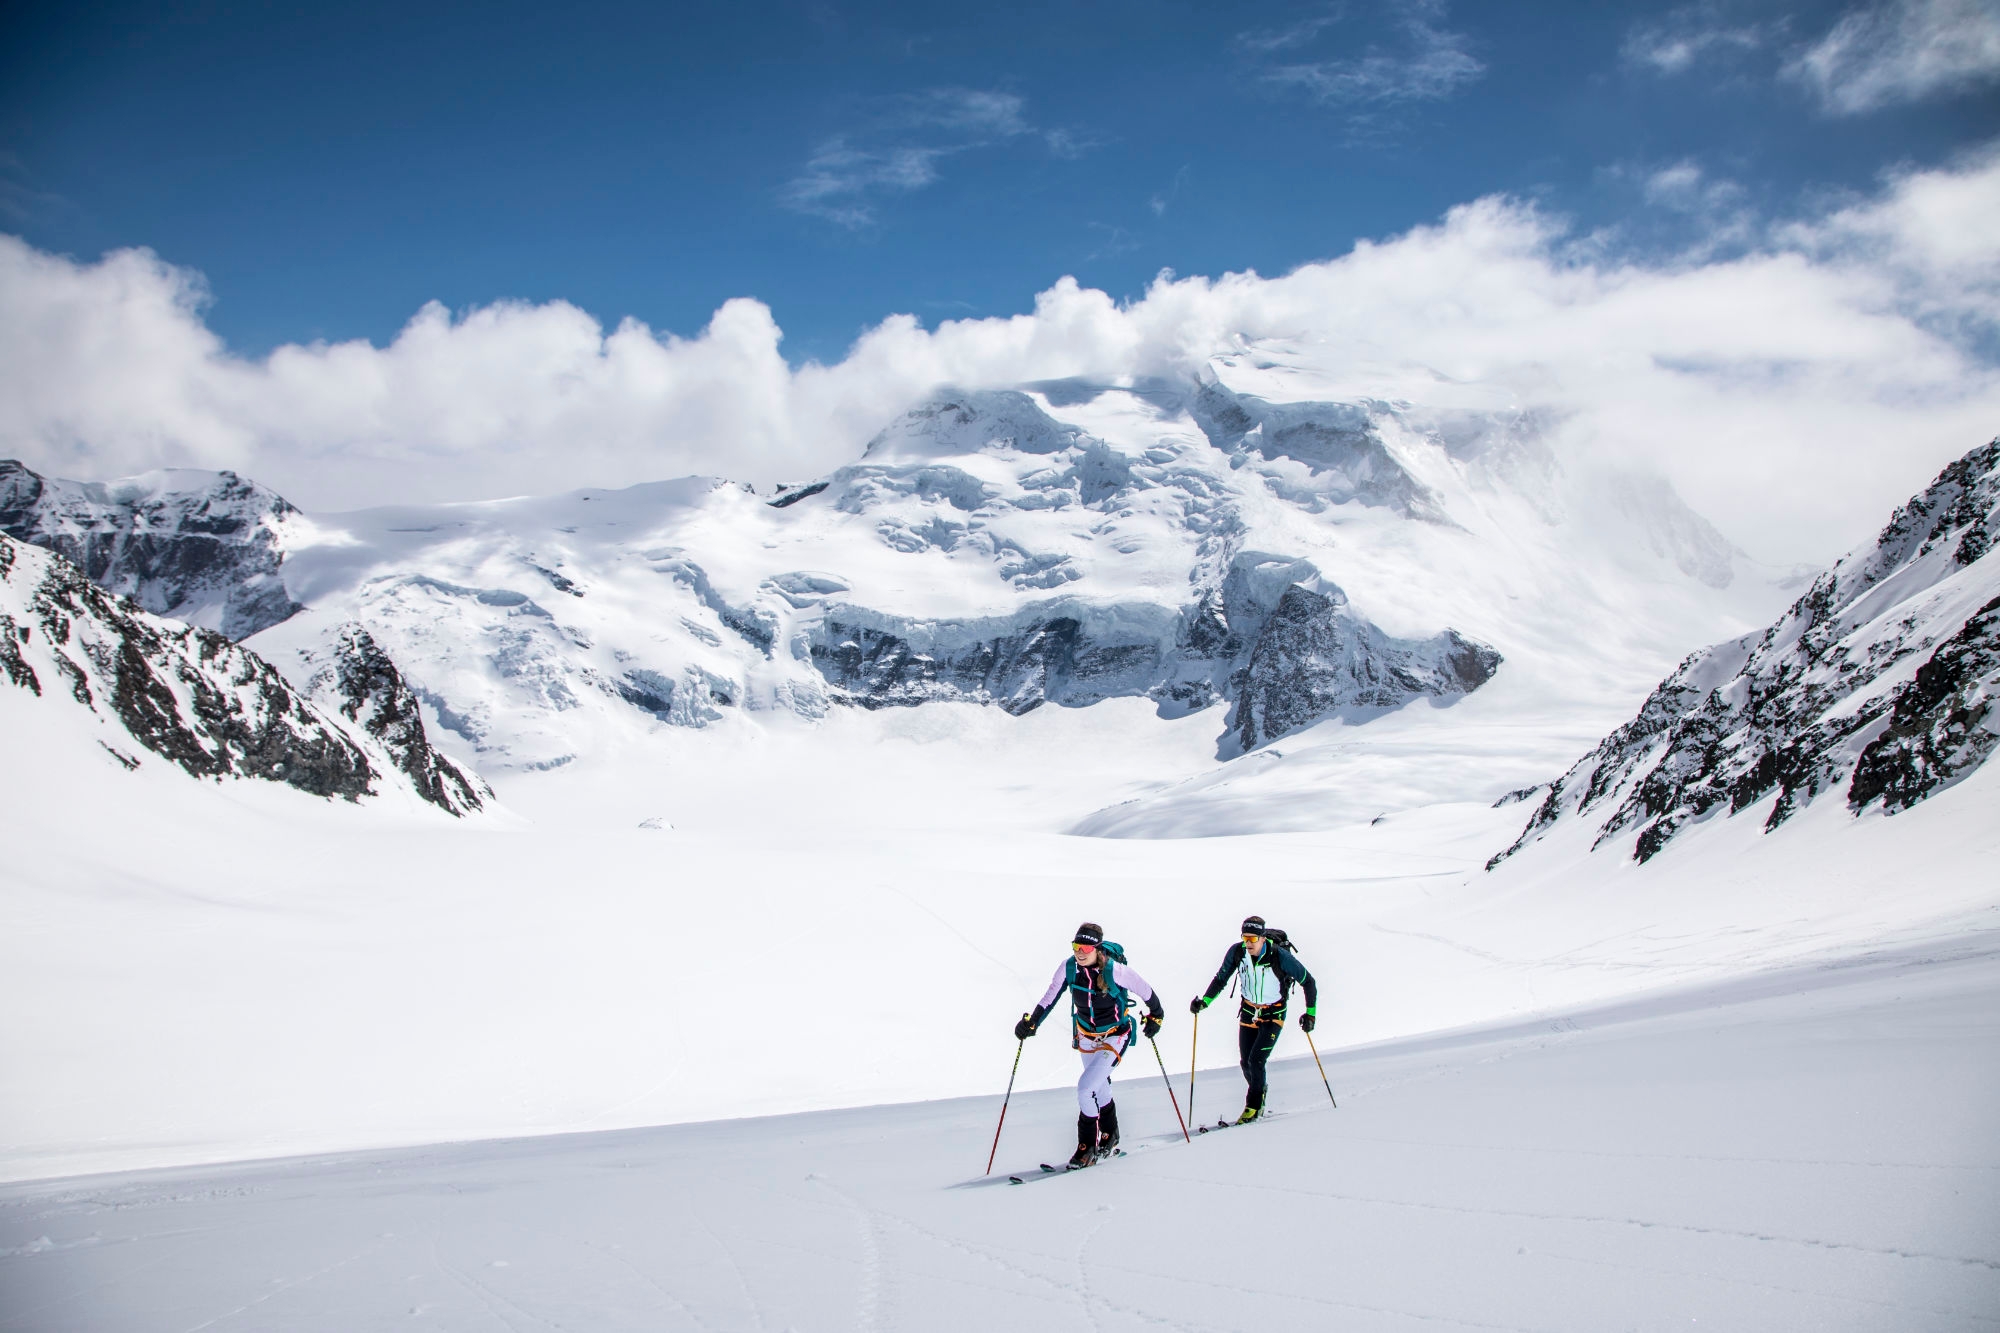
top-left (1304, 1029), bottom-right (1338, 1109)
top-left (1147, 1034), bottom-right (1191, 1142)
top-left (1187, 1007), bottom-right (1199, 1129)
top-left (985, 1036), bottom-right (1026, 1175)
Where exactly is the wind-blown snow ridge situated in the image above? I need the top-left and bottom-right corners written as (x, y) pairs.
top-left (1492, 439), bottom-right (2000, 867)
top-left (0, 533), bottom-right (488, 815)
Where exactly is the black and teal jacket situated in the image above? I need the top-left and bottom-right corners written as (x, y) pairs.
top-left (1031, 956), bottom-right (1164, 1046)
top-left (1199, 941), bottom-right (1317, 1011)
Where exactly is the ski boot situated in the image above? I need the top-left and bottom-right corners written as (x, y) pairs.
top-left (1067, 1113), bottom-right (1098, 1168)
top-left (1235, 1105), bottom-right (1261, 1125)
top-left (1096, 1101), bottom-right (1121, 1154)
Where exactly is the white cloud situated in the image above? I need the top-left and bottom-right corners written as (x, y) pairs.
top-left (782, 88), bottom-right (1071, 227)
top-left (4, 150), bottom-right (2000, 564)
top-left (898, 88), bottom-right (1028, 137)
top-left (1236, 8), bottom-right (1346, 56)
top-left (1623, 4), bottom-right (1770, 74)
top-left (1786, 0), bottom-right (2000, 113)
top-left (1629, 159), bottom-right (1757, 253)
top-left (1042, 128), bottom-right (1102, 160)
top-left (1779, 142), bottom-right (2000, 326)
top-left (781, 139), bottom-right (952, 228)
top-left (1257, 0), bottom-right (1484, 113)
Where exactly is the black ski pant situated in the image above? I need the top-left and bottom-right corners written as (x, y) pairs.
top-left (1237, 1002), bottom-right (1285, 1111)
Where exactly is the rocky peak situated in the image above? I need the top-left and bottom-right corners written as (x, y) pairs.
top-left (0, 459), bottom-right (304, 640)
top-left (298, 622), bottom-right (491, 816)
top-left (0, 532), bottom-right (487, 816)
top-left (1491, 439), bottom-right (2000, 868)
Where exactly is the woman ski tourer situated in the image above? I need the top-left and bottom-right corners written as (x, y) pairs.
top-left (1189, 916), bottom-right (1318, 1123)
top-left (1015, 922), bottom-right (1166, 1168)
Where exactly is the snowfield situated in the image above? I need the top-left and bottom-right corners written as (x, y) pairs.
top-left (2, 697), bottom-right (1995, 1185)
top-left (3, 929), bottom-right (1994, 1331)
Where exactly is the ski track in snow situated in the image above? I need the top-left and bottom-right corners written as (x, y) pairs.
top-left (3, 938), bottom-right (1995, 1332)
top-left (1151, 1166), bottom-right (2000, 1272)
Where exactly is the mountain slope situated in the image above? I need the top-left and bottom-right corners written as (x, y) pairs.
top-left (239, 356), bottom-right (1780, 803)
top-left (3, 349), bottom-right (1797, 837)
top-left (8, 940), bottom-right (1992, 1326)
top-left (1493, 440), bottom-right (2000, 867)
top-left (0, 460), bottom-right (304, 639)
top-left (0, 532), bottom-right (488, 815)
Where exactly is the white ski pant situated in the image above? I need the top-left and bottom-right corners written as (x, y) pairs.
top-left (1075, 1030), bottom-right (1129, 1117)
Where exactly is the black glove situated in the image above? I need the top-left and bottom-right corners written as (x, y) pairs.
top-left (1014, 1014), bottom-right (1037, 1041)
top-left (1188, 996), bottom-right (1208, 1015)
top-left (1142, 1013), bottom-right (1162, 1039)
top-left (1299, 1011), bottom-right (1317, 1034)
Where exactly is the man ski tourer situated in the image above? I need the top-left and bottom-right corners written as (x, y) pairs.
top-left (1014, 922), bottom-right (1166, 1168)
top-left (1189, 915), bottom-right (1318, 1123)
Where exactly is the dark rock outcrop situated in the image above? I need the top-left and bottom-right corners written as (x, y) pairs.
top-left (1492, 439), bottom-right (2000, 868)
top-left (804, 560), bottom-right (1501, 750)
top-left (301, 623), bottom-right (491, 816)
top-left (1188, 378), bottom-right (1446, 520)
top-left (0, 460), bottom-right (303, 640)
top-left (1226, 582), bottom-right (1502, 753)
top-left (810, 615), bottom-right (1165, 715)
top-left (0, 532), bottom-right (486, 814)
top-left (1847, 593), bottom-right (2000, 815)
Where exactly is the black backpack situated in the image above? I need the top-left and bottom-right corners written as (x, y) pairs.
top-left (1230, 928), bottom-right (1300, 999)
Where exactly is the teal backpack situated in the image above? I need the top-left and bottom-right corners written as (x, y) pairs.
top-left (1065, 940), bottom-right (1134, 1035)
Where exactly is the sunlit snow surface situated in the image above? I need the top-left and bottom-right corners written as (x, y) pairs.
top-left (4, 361), bottom-right (1997, 1325)
top-left (3, 936), bottom-right (1994, 1331)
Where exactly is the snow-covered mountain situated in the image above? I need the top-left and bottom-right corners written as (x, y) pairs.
top-left (222, 353), bottom-right (1783, 798)
top-left (0, 532), bottom-right (488, 816)
top-left (0, 347), bottom-right (1802, 837)
top-left (1493, 440), bottom-right (2000, 867)
top-left (0, 460), bottom-right (304, 640)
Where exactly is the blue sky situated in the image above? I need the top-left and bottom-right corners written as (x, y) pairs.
top-left (2, 0), bottom-right (1999, 559)
top-left (4, 0), bottom-right (1993, 364)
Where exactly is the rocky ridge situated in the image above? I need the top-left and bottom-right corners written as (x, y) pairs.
top-left (0, 532), bottom-right (487, 815)
top-left (0, 459), bottom-right (303, 640)
top-left (1492, 440), bottom-right (2000, 867)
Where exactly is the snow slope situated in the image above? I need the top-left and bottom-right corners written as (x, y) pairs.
top-left (3, 934), bottom-right (1993, 1331)
top-left (0, 534), bottom-right (488, 817)
top-left (1496, 439), bottom-right (2000, 866)
top-left (1, 697), bottom-right (1992, 1183)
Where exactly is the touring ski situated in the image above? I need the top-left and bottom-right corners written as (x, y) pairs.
top-left (1006, 1149), bottom-right (1124, 1184)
